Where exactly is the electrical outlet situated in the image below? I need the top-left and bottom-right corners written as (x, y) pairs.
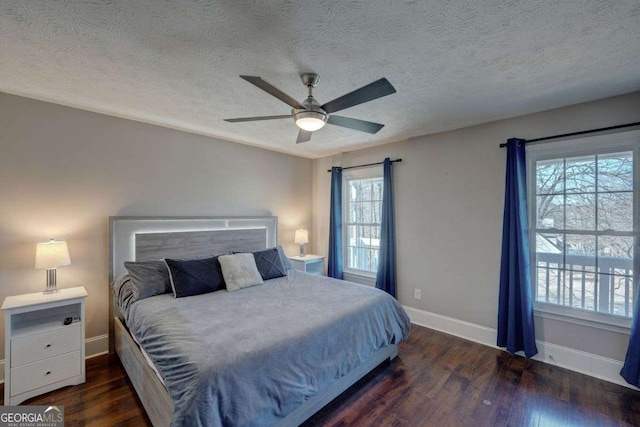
top-left (414, 289), bottom-right (422, 300)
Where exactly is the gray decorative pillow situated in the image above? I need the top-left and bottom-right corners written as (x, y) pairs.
top-left (253, 248), bottom-right (287, 280)
top-left (124, 261), bottom-right (172, 302)
top-left (276, 245), bottom-right (293, 271)
top-left (218, 253), bottom-right (264, 292)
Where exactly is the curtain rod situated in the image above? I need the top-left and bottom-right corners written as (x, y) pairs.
top-left (498, 121), bottom-right (640, 148)
top-left (326, 158), bottom-right (402, 173)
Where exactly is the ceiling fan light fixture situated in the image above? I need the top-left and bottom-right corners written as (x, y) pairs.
top-left (293, 110), bottom-right (327, 131)
top-left (226, 73), bottom-right (396, 143)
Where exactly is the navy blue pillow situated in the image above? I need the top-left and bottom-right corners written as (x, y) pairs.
top-left (253, 248), bottom-right (287, 280)
top-left (164, 256), bottom-right (225, 298)
top-left (124, 260), bottom-right (173, 302)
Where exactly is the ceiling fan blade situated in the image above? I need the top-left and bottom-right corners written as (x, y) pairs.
top-left (240, 75), bottom-right (305, 109)
top-left (224, 115), bottom-right (292, 123)
top-left (296, 129), bottom-right (312, 144)
top-left (320, 78), bottom-right (396, 114)
top-left (327, 115), bottom-right (385, 134)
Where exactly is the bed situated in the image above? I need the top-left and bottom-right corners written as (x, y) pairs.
top-left (109, 216), bottom-right (410, 426)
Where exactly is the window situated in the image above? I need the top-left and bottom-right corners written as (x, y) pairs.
top-left (527, 130), bottom-right (640, 327)
top-left (343, 170), bottom-right (383, 276)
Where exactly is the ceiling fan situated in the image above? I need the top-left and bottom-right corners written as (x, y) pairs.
top-left (224, 73), bottom-right (396, 144)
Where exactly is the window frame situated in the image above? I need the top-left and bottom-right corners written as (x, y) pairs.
top-left (526, 129), bottom-right (640, 332)
top-left (342, 166), bottom-right (384, 279)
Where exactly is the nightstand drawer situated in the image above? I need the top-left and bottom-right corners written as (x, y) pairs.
top-left (11, 325), bottom-right (81, 367)
top-left (11, 350), bottom-right (81, 396)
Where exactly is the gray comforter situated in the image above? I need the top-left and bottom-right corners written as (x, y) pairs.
top-left (126, 270), bottom-right (411, 426)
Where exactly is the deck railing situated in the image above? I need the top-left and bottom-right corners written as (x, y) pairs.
top-left (536, 252), bottom-right (634, 317)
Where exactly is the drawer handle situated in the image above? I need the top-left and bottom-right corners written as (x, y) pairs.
top-left (45, 344), bottom-right (52, 348)
top-left (45, 371), bottom-right (51, 376)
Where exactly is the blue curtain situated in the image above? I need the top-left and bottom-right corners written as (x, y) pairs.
top-left (497, 138), bottom-right (538, 358)
top-left (376, 158), bottom-right (397, 297)
top-left (328, 167), bottom-right (343, 279)
top-left (621, 291), bottom-right (640, 387)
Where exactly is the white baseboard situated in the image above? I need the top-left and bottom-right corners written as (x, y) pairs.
top-left (0, 334), bottom-right (109, 384)
top-left (85, 334), bottom-right (109, 359)
top-left (403, 306), bottom-right (639, 391)
top-left (403, 306), bottom-right (497, 346)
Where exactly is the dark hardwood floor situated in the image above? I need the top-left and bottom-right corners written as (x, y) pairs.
top-left (3, 325), bottom-right (639, 426)
top-left (1, 354), bottom-right (151, 427)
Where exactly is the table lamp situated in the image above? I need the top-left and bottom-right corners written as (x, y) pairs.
top-left (35, 239), bottom-right (71, 294)
top-left (294, 229), bottom-right (309, 257)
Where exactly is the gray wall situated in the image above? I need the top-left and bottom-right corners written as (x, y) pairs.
top-left (2, 89), bottom-right (638, 364)
top-left (312, 91), bottom-right (640, 361)
top-left (0, 93), bottom-right (312, 359)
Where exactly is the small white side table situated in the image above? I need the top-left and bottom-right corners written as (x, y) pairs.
top-left (289, 255), bottom-right (325, 275)
top-left (2, 286), bottom-right (87, 405)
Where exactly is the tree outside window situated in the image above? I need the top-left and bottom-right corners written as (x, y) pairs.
top-left (534, 151), bottom-right (635, 317)
top-left (345, 176), bottom-right (383, 274)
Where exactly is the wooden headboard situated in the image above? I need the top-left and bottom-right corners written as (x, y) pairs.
top-left (108, 216), bottom-right (278, 351)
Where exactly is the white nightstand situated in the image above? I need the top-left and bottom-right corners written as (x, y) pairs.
top-left (2, 286), bottom-right (87, 405)
top-left (289, 255), bottom-right (325, 275)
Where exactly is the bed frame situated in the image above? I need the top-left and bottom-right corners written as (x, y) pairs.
top-left (109, 216), bottom-right (398, 427)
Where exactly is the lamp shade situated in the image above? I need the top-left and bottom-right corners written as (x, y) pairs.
top-left (294, 229), bottom-right (309, 245)
top-left (35, 240), bottom-right (71, 270)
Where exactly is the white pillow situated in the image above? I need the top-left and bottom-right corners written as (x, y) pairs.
top-left (218, 253), bottom-right (264, 292)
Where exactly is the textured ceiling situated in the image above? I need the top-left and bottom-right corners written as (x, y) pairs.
top-left (1, 1), bottom-right (639, 159)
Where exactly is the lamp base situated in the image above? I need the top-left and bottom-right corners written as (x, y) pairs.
top-left (44, 269), bottom-right (59, 294)
top-left (299, 244), bottom-right (306, 257)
